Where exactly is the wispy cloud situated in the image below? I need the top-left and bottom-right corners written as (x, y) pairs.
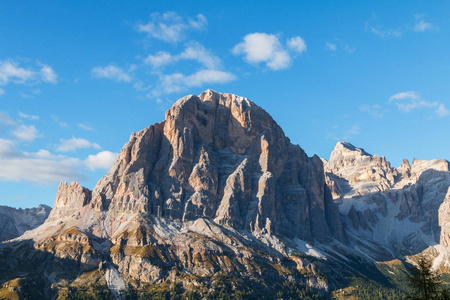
top-left (359, 104), bottom-right (385, 118)
top-left (0, 138), bottom-right (84, 184)
top-left (327, 125), bottom-right (361, 141)
top-left (388, 91), bottom-right (449, 117)
top-left (77, 123), bottom-right (94, 131)
top-left (149, 69), bottom-right (236, 98)
top-left (91, 64), bottom-right (133, 82)
top-left (0, 112), bottom-right (18, 126)
top-left (18, 112), bottom-right (39, 120)
top-left (145, 41), bottom-right (222, 70)
top-left (0, 59), bottom-right (58, 87)
top-left (389, 91), bottom-right (438, 113)
top-left (232, 33), bottom-right (306, 71)
top-left (325, 42), bottom-right (337, 51)
top-left (56, 137), bottom-right (101, 152)
top-left (436, 104), bottom-right (450, 117)
top-left (39, 64), bottom-right (58, 83)
top-left (366, 14), bottom-right (437, 38)
top-left (325, 39), bottom-right (355, 53)
top-left (145, 51), bottom-right (174, 69)
top-left (413, 15), bottom-right (435, 32)
top-left (12, 125), bottom-right (39, 142)
top-left (287, 36), bottom-right (307, 54)
top-left (52, 116), bottom-right (69, 129)
top-left (0, 112), bottom-right (39, 142)
top-left (137, 11), bottom-right (207, 43)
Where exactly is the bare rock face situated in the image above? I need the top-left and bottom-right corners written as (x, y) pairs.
top-left (325, 141), bottom-right (450, 263)
top-left (325, 142), bottom-right (397, 198)
top-left (2, 91), bottom-right (346, 297)
top-left (85, 89), bottom-right (344, 243)
top-left (47, 182), bottom-right (91, 221)
top-left (0, 204), bottom-right (51, 241)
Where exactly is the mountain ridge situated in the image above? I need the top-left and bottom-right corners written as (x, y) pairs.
top-left (2, 90), bottom-right (450, 298)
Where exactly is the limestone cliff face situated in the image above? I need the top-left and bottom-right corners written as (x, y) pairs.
top-left (325, 142), bottom-right (397, 198)
top-left (84, 89), bottom-right (344, 243)
top-left (2, 91), bottom-right (347, 295)
top-left (47, 182), bottom-right (91, 221)
top-left (0, 204), bottom-right (51, 241)
top-left (325, 141), bottom-right (450, 262)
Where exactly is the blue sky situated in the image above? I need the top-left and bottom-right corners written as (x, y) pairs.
top-left (1, 0), bottom-right (450, 208)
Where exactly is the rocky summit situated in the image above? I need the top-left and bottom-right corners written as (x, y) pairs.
top-left (324, 142), bottom-right (450, 268)
top-left (1, 90), bottom-right (450, 299)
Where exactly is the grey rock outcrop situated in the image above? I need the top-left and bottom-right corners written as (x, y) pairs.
top-left (325, 141), bottom-right (450, 263)
top-left (47, 181), bottom-right (91, 221)
top-left (0, 204), bottom-right (51, 241)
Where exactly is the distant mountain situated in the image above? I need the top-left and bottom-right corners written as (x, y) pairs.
top-left (324, 141), bottom-right (450, 270)
top-left (0, 204), bottom-right (51, 242)
top-left (0, 90), bottom-right (448, 299)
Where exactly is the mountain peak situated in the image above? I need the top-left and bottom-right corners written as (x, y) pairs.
top-left (333, 141), bottom-right (371, 157)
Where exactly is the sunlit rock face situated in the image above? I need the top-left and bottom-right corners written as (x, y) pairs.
top-left (325, 141), bottom-right (450, 264)
top-left (4, 90), bottom-right (344, 294)
top-left (81, 89), bottom-right (344, 243)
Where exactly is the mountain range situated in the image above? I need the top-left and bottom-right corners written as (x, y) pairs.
top-left (1, 90), bottom-right (449, 299)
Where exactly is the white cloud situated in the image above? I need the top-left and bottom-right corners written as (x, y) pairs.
top-left (0, 60), bottom-right (35, 84)
top-left (325, 40), bottom-right (355, 53)
top-left (367, 25), bottom-right (402, 38)
top-left (232, 33), bottom-right (306, 70)
top-left (366, 15), bottom-right (436, 38)
top-left (137, 11), bottom-right (207, 43)
top-left (0, 139), bottom-right (84, 184)
top-left (0, 60), bottom-right (58, 87)
top-left (0, 112), bottom-right (17, 126)
top-left (325, 42), bottom-right (337, 51)
top-left (389, 91), bottom-right (438, 113)
top-left (287, 36), bottom-right (307, 53)
top-left (437, 104), bottom-right (450, 117)
top-left (12, 125), bottom-right (39, 142)
top-left (359, 104), bottom-right (385, 118)
top-left (18, 111), bottom-right (39, 120)
top-left (52, 116), bottom-right (69, 129)
top-left (85, 151), bottom-right (118, 171)
top-left (77, 123), bottom-right (94, 131)
top-left (389, 91), bottom-right (420, 101)
top-left (151, 69), bottom-right (236, 97)
top-left (40, 64), bottom-right (58, 83)
top-left (232, 33), bottom-right (291, 70)
top-left (179, 41), bottom-right (222, 69)
top-left (414, 19), bottom-right (433, 32)
top-left (145, 41), bottom-right (222, 70)
top-left (91, 65), bottom-right (132, 82)
top-left (56, 137), bottom-right (101, 152)
top-left (145, 51), bottom-right (174, 68)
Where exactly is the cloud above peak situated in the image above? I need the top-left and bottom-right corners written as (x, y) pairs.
top-left (388, 91), bottom-right (437, 113)
top-left (145, 41), bottom-right (222, 70)
top-left (137, 12), bottom-right (207, 43)
top-left (232, 33), bottom-right (306, 71)
top-left (389, 91), bottom-right (448, 117)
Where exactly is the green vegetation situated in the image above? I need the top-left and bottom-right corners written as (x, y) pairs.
top-left (406, 255), bottom-right (450, 300)
top-left (332, 284), bottom-right (404, 299)
top-left (57, 284), bottom-right (115, 300)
